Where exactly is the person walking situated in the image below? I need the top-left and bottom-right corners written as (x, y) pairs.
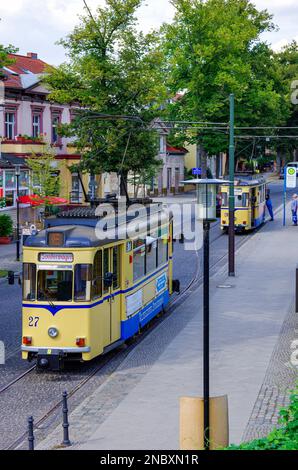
top-left (265, 193), bottom-right (274, 221)
top-left (291, 194), bottom-right (298, 226)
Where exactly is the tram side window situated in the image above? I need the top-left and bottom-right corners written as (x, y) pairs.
top-left (133, 239), bottom-right (145, 281)
top-left (242, 193), bottom-right (248, 207)
top-left (158, 236), bottom-right (168, 266)
top-left (74, 264), bottom-right (92, 301)
top-left (23, 263), bottom-right (36, 300)
top-left (146, 237), bottom-right (157, 274)
top-left (103, 249), bottom-right (110, 294)
top-left (92, 251), bottom-right (102, 299)
top-left (112, 246), bottom-right (120, 289)
top-left (221, 192), bottom-right (228, 207)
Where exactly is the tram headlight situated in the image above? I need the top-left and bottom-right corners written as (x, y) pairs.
top-left (48, 327), bottom-right (59, 338)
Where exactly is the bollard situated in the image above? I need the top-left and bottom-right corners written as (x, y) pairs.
top-left (296, 265), bottom-right (298, 313)
top-left (8, 271), bottom-right (15, 285)
top-left (179, 234), bottom-right (185, 244)
top-left (62, 391), bottom-right (71, 446)
top-left (28, 416), bottom-right (34, 450)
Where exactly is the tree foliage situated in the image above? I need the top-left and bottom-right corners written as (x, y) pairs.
top-left (273, 41), bottom-right (298, 160)
top-left (26, 148), bottom-right (60, 199)
top-left (0, 43), bottom-right (18, 79)
top-left (161, 0), bottom-right (290, 169)
top-left (44, 0), bottom-right (166, 181)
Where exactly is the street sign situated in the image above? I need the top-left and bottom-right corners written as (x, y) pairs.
top-left (286, 166), bottom-right (297, 188)
top-left (192, 168), bottom-right (202, 176)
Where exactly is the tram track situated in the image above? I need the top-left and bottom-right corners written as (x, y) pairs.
top-left (3, 219), bottom-right (260, 450)
top-left (0, 365), bottom-right (36, 395)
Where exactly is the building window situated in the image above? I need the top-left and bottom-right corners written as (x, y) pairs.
top-left (5, 171), bottom-right (16, 189)
top-left (159, 135), bottom-right (166, 154)
top-left (0, 169), bottom-right (30, 209)
top-left (32, 114), bottom-right (41, 138)
top-left (52, 115), bottom-right (60, 143)
top-left (5, 112), bottom-right (16, 139)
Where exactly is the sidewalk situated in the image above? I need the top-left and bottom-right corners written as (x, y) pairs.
top-left (37, 205), bottom-right (298, 450)
top-left (0, 243), bottom-right (22, 275)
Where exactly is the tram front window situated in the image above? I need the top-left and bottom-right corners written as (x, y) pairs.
top-left (74, 264), bottom-right (92, 301)
top-left (23, 263), bottom-right (36, 300)
top-left (37, 270), bottom-right (73, 302)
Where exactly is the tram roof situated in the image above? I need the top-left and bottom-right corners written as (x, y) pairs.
top-left (221, 175), bottom-right (266, 187)
top-left (24, 203), bottom-right (171, 248)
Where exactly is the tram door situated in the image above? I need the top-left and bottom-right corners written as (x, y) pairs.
top-left (103, 246), bottom-right (121, 344)
top-left (251, 188), bottom-right (256, 227)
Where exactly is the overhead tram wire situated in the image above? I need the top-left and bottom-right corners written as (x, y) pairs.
top-left (75, 113), bottom-right (298, 139)
top-left (234, 135), bottom-right (298, 139)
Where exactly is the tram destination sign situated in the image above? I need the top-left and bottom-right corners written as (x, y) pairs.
top-left (39, 253), bottom-right (73, 263)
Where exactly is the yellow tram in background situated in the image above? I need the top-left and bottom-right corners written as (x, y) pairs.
top-left (220, 175), bottom-right (267, 232)
top-left (21, 200), bottom-right (174, 370)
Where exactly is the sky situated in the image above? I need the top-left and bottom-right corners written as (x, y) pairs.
top-left (0, 0), bottom-right (297, 65)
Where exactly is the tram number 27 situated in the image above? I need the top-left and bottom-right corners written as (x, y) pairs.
top-left (28, 316), bottom-right (39, 327)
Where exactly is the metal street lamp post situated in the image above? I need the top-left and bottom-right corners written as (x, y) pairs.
top-left (14, 164), bottom-right (21, 261)
top-left (183, 178), bottom-right (230, 450)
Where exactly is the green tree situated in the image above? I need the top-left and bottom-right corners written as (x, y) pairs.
top-left (0, 42), bottom-right (18, 79)
top-left (274, 41), bottom-right (298, 168)
top-left (44, 0), bottom-right (167, 194)
top-left (27, 148), bottom-right (60, 199)
top-left (161, 0), bottom-right (288, 175)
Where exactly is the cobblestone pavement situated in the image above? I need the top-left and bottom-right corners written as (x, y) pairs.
top-left (242, 303), bottom-right (297, 441)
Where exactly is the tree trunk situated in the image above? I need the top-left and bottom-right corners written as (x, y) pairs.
top-left (120, 171), bottom-right (129, 199)
top-left (276, 148), bottom-right (282, 172)
top-left (196, 144), bottom-right (207, 178)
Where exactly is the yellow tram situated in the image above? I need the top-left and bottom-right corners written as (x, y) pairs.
top-left (21, 200), bottom-right (175, 370)
top-left (220, 175), bottom-right (267, 232)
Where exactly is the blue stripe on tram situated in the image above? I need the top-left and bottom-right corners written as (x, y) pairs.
top-left (23, 263), bottom-right (170, 316)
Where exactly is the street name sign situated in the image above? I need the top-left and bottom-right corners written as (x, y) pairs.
top-left (286, 166), bottom-right (297, 188)
top-left (192, 168), bottom-right (202, 176)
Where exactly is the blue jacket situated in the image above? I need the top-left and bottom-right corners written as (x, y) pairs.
top-left (291, 199), bottom-right (298, 212)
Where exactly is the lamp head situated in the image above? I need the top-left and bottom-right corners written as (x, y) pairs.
top-left (181, 178), bottom-right (231, 222)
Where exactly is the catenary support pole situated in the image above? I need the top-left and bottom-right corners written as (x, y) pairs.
top-left (228, 94), bottom-right (235, 276)
top-left (203, 220), bottom-right (210, 450)
top-left (16, 172), bottom-right (20, 262)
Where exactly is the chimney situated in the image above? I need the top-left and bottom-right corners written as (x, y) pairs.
top-left (27, 52), bottom-right (38, 59)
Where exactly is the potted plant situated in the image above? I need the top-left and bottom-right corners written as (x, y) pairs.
top-left (0, 213), bottom-right (13, 244)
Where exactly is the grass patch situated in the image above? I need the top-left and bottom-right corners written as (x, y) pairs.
top-left (0, 270), bottom-right (8, 278)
